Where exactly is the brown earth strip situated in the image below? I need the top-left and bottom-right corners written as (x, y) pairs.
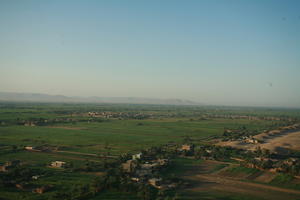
top-left (186, 173), bottom-right (300, 200)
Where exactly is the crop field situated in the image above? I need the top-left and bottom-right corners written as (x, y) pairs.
top-left (0, 118), bottom-right (287, 170)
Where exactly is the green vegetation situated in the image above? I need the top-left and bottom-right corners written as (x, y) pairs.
top-left (269, 173), bottom-right (300, 190)
top-left (209, 163), bottom-right (228, 173)
top-left (226, 166), bottom-right (260, 174)
top-left (161, 157), bottom-right (203, 177)
top-left (271, 173), bottom-right (294, 184)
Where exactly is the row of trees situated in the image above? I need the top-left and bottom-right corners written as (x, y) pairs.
top-left (0, 117), bottom-right (110, 127)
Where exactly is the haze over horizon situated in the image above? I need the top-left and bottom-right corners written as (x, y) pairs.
top-left (1, 0), bottom-right (300, 108)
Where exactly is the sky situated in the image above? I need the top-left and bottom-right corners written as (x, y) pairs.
top-left (0, 0), bottom-right (299, 108)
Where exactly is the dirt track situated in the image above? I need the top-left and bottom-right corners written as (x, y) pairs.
top-left (27, 150), bottom-right (115, 162)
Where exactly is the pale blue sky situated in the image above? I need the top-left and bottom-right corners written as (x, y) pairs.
top-left (0, 0), bottom-right (299, 107)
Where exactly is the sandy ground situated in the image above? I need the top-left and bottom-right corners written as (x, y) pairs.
top-left (259, 131), bottom-right (300, 151)
top-left (218, 130), bottom-right (300, 152)
top-left (252, 171), bottom-right (277, 183)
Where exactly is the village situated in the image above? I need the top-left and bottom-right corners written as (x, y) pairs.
top-left (1, 111), bottom-right (298, 129)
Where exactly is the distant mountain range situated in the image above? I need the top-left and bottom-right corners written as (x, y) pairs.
top-left (0, 92), bottom-right (200, 105)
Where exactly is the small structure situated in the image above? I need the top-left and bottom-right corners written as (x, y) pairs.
top-left (141, 162), bottom-right (160, 170)
top-left (0, 160), bottom-right (21, 172)
top-left (132, 153), bottom-right (142, 160)
top-left (284, 158), bottom-right (298, 166)
top-left (181, 144), bottom-right (192, 151)
top-left (156, 159), bottom-right (168, 166)
top-left (15, 184), bottom-right (25, 190)
top-left (122, 160), bottom-right (137, 173)
top-left (32, 185), bottom-right (51, 194)
top-left (245, 137), bottom-right (259, 144)
top-left (32, 175), bottom-right (40, 180)
top-left (148, 178), bottom-right (162, 189)
top-left (25, 146), bottom-right (34, 151)
top-left (205, 149), bottom-right (212, 154)
top-left (24, 122), bottom-right (36, 126)
top-left (0, 164), bottom-right (9, 172)
top-left (131, 177), bottom-right (140, 182)
top-left (50, 161), bottom-right (66, 168)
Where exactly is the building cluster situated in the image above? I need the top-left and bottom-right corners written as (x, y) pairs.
top-left (32, 185), bottom-right (51, 194)
top-left (0, 160), bottom-right (21, 172)
top-left (204, 114), bottom-right (296, 122)
top-left (24, 145), bottom-right (58, 152)
top-left (243, 136), bottom-right (259, 144)
top-left (50, 161), bottom-right (66, 168)
top-left (121, 153), bottom-right (174, 189)
top-left (19, 118), bottom-right (77, 126)
top-left (242, 157), bottom-right (300, 175)
top-left (15, 183), bottom-right (52, 194)
top-left (86, 111), bottom-right (152, 119)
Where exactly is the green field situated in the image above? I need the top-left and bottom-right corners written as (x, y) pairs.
top-left (0, 118), bottom-right (278, 155)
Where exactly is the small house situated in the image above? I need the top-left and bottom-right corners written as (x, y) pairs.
top-left (0, 160), bottom-right (21, 172)
top-left (156, 159), bottom-right (168, 166)
top-left (33, 185), bottom-right (51, 194)
top-left (245, 137), bottom-right (259, 144)
top-left (131, 177), bottom-right (140, 182)
top-left (132, 153), bottom-right (142, 160)
top-left (24, 122), bottom-right (36, 126)
top-left (181, 144), bottom-right (192, 151)
top-left (50, 161), bottom-right (66, 168)
top-left (148, 178), bottom-right (162, 189)
top-left (122, 160), bottom-right (137, 173)
top-left (25, 146), bottom-right (34, 151)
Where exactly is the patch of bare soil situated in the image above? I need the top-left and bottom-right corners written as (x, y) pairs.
top-left (258, 131), bottom-right (300, 152)
top-left (218, 130), bottom-right (300, 153)
top-left (182, 160), bottom-right (232, 176)
top-left (80, 172), bottom-right (104, 176)
top-left (217, 167), bottom-right (250, 179)
top-left (252, 172), bottom-right (277, 183)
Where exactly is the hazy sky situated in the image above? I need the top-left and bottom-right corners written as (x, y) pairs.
top-left (0, 0), bottom-right (299, 107)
